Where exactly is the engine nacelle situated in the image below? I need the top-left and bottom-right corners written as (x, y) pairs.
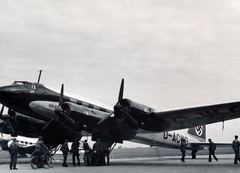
top-left (119, 99), bottom-right (169, 131)
top-left (120, 99), bottom-right (155, 114)
top-left (62, 102), bottom-right (111, 125)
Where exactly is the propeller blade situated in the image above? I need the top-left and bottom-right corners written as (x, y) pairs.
top-left (43, 115), bottom-right (57, 130)
top-left (59, 84), bottom-right (64, 106)
top-left (62, 112), bottom-right (75, 124)
top-left (118, 79), bottom-right (124, 103)
top-left (0, 125), bottom-right (3, 137)
top-left (0, 105), bottom-right (4, 137)
top-left (97, 112), bottom-right (114, 125)
top-left (6, 119), bottom-right (15, 135)
top-left (122, 110), bottom-right (138, 125)
top-left (0, 105), bottom-right (4, 117)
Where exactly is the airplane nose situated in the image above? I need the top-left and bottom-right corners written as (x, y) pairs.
top-left (0, 86), bottom-right (11, 104)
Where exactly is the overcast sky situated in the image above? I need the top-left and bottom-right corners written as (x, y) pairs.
top-left (1, 1), bottom-right (240, 146)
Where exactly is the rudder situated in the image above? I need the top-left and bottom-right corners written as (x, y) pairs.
top-left (187, 125), bottom-right (206, 142)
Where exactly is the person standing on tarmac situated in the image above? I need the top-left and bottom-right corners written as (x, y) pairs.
top-left (61, 139), bottom-right (69, 167)
top-left (101, 141), bottom-right (109, 166)
top-left (71, 138), bottom-right (80, 166)
top-left (83, 140), bottom-right (90, 156)
top-left (208, 138), bottom-right (218, 162)
top-left (180, 138), bottom-right (186, 162)
top-left (9, 138), bottom-right (18, 170)
top-left (83, 140), bottom-right (90, 151)
top-left (232, 135), bottom-right (240, 164)
top-left (93, 139), bottom-right (102, 166)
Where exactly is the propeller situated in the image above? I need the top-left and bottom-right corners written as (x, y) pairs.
top-left (98, 79), bottom-right (138, 125)
top-left (43, 84), bottom-right (75, 130)
top-left (0, 105), bottom-right (4, 119)
top-left (56, 84), bottom-right (75, 124)
top-left (0, 106), bottom-right (15, 135)
top-left (0, 105), bottom-right (4, 137)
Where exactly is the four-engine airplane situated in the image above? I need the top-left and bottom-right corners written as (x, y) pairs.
top-left (0, 78), bottom-right (240, 163)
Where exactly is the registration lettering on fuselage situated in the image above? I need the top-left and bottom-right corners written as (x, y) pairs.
top-left (163, 131), bottom-right (188, 145)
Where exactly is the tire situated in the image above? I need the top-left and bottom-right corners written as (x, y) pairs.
top-left (30, 156), bottom-right (38, 170)
top-left (42, 156), bottom-right (49, 169)
top-left (47, 156), bottom-right (55, 168)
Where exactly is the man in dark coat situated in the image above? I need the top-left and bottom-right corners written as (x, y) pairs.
top-left (61, 139), bottom-right (69, 167)
top-left (232, 135), bottom-right (240, 164)
top-left (93, 138), bottom-right (103, 166)
top-left (180, 138), bottom-right (186, 162)
top-left (9, 138), bottom-right (18, 170)
top-left (208, 138), bottom-right (218, 162)
top-left (71, 138), bottom-right (80, 166)
top-left (33, 136), bottom-right (48, 158)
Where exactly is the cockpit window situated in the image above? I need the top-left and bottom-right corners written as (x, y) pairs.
top-left (12, 81), bottom-right (36, 90)
top-left (12, 81), bottom-right (27, 86)
top-left (27, 83), bottom-right (36, 90)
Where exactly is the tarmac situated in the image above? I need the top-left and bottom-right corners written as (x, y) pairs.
top-left (1, 155), bottom-right (240, 173)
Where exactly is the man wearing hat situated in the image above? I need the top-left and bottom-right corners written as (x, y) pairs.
top-left (33, 136), bottom-right (48, 161)
top-left (180, 137), bottom-right (186, 162)
top-left (61, 139), bottom-right (69, 167)
top-left (9, 138), bottom-right (18, 170)
top-left (71, 138), bottom-right (80, 166)
top-left (93, 138), bottom-right (102, 166)
top-left (208, 138), bottom-right (218, 162)
top-left (232, 135), bottom-right (240, 164)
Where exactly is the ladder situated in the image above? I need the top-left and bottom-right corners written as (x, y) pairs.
top-left (152, 136), bottom-right (161, 161)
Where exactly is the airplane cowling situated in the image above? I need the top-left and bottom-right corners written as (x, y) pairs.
top-left (120, 99), bottom-right (155, 115)
top-left (61, 102), bottom-right (111, 124)
top-left (118, 99), bottom-right (169, 131)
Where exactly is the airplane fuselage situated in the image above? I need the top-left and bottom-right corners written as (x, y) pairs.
top-left (0, 81), bottom-right (138, 143)
top-left (132, 131), bottom-right (205, 150)
top-left (0, 81), bottom-right (110, 122)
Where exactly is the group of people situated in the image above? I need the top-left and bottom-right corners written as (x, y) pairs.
top-left (8, 135), bottom-right (48, 170)
top-left (180, 135), bottom-right (240, 164)
top-left (92, 138), bottom-right (109, 166)
top-left (180, 138), bottom-right (219, 163)
top-left (62, 138), bottom-right (110, 166)
top-left (7, 134), bottom-right (240, 169)
top-left (60, 138), bottom-right (81, 167)
top-left (61, 138), bottom-right (109, 167)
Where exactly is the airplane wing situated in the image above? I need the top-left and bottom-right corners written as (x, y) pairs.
top-left (154, 101), bottom-right (240, 131)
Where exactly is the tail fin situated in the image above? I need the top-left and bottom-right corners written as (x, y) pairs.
top-left (187, 125), bottom-right (206, 142)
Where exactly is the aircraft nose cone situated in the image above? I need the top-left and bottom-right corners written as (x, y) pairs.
top-left (0, 86), bottom-right (5, 99)
top-left (0, 86), bottom-right (11, 104)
